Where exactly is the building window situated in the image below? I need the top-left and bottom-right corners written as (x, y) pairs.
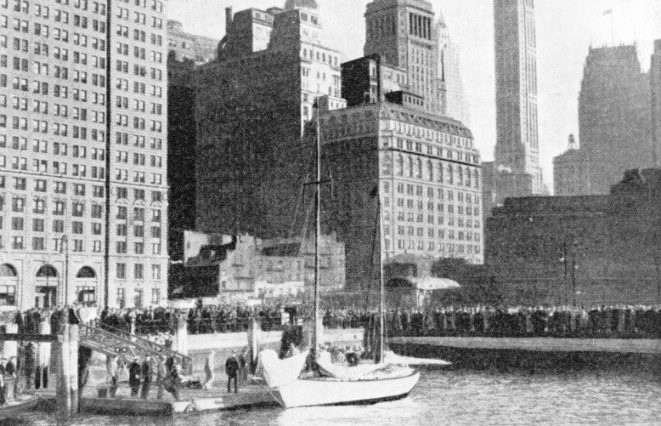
top-left (151, 264), bottom-right (161, 280)
top-left (151, 288), bottom-right (160, 305)
top-left (116, 288), bottom-right (125, 308)
top-left (116, 263), bottom-right (126, 279)
top-left (0, 285), bottom-right (16, 306)
top-left (134, 289), bottom-right (143, 308)
top-left (134, 264), bottom-right (143, 280)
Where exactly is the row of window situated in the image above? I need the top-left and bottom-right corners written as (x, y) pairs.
top-left (385, 210), bottom-right (481, 229)
top-left (0, 113), bottom-right (106, 142)
top-left (0, 195), bottom-right (102, 216)
top-left (387, 224), bottom-right (482, 241)
top-left (389, 198), bottom-right (481, 216)
top-left (2, 217), bottom-right (102, 235)
top-left (2, 75), bottom-right (107, 107)
top-left (0, 156), bottom-right (105, 178)
top-left (0, 176), bottom-right (103, 195)
top-left (116, 288), bottom-right (162, 309)
top-left (384, 239), bottom-right (482, 255)
top-left (0, 137), bottom-right (105, 159)
top-left (388, 183), bottom-right (481, 204)
top-left (1, 235), bottom-right (87, 252)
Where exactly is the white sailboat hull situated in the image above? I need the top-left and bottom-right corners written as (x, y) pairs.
top-left (274, 370), bottom-right (420, 408)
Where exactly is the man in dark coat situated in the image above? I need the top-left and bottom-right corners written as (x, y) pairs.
top-left (129, 358), bottom-right (142, 397)
top-left (141, 355), bottom-right (153, 399)
top-left (225, 352), bottom-right (239, 393)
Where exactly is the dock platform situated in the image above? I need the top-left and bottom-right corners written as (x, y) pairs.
top-left (35, 382), bottom-right (279, 416)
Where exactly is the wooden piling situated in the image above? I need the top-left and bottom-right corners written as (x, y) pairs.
top-left (55, 324), bottom-right (80, 420)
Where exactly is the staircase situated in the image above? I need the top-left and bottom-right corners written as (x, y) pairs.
top-left (79, 324), bottom-right (193, 375)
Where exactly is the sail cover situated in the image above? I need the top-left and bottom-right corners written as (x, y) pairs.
top-left (257, 349), bottom-right (309, 388)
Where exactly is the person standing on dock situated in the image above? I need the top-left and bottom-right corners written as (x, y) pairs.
top-left (156, 356), bottom-right (167, 399)
top-left (225, 352), bottom-right (239, 394)
top-left (129, 358), bottom-right (142, 397)
top-left (141, 355), bottom-right (153, 399)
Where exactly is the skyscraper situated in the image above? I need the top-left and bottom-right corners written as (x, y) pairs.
top-left (493, 0), bottom-right (542, 199)
top-left (0, 0), bottom-right (169, 310)
top-left (364, 0), bottom-right (443, 116)
top-left (195, 1), bottom-right (345, 240)
top-left (577, 45), bottom-right (651, 194)
top-left (436, 12), bottom-right (469, 125)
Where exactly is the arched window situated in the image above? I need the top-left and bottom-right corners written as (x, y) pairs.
top-left (406, 156), bottom-right (413, 177)
top-left (36, 265), bottom-right (58, 278)
top-left (427, 160), bottom-right (434, 182)
top-left (0, 264), bottom-right (18, 277)
top-left (474, 170), bottom-right (480, 189)
top-left (457, 166), bottom-right (464, 185)
top-left (76, 266), bottom-right (96, 278)
top-left (396, 155), bottom-right (403, 176)
top-left (437, 162), bottom-right (443, 183)
top-left (466, 168), bottom-right (472, 187)
top-left (448, 165), bottom-right (454, 184)
top-left (416, 158), bottom-right (422, 179)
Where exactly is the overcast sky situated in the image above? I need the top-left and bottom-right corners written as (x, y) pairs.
top-left (168, 0), bottom-right (661, 192)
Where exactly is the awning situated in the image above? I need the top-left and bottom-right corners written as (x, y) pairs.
top-left (387, 277), bottom-right (460, 291)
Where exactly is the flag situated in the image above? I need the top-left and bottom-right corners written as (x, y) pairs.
top-left (603, 8), bottom-right (612, 16)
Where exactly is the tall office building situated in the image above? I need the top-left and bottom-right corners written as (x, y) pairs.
top-left (196, 0), bottom-right (345, 240)
top-left (650, 40), bottom-right (661, 168)
top-left (364, 0), bottom-right (443, 116)
top-left (318, 99), bottom-right (483, 289)
top-left (493, 0), bottom-right (542, 199)
top-left (0, 0), bottom-right (169, 310)
top-left (436, 13), bottom-right (469, 125)
top-left (577, 45), bottom-right (652, 194)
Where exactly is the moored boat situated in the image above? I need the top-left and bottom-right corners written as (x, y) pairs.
top-left (259, 100), bottom-right (420, 409)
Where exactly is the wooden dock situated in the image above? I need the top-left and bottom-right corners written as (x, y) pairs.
top-left (37, 383), bottom-right (279, 416)
top-left (390, 337), bottom-right (661, 354)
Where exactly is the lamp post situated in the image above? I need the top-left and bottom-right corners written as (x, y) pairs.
top-left (60, 235), bottom-right (69, 307)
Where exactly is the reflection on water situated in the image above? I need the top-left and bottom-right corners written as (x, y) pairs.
top-left (16, 370), bottom-right (661, 425)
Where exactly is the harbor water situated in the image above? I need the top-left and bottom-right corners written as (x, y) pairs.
top-left (15, 368), bottom-right (661, 425)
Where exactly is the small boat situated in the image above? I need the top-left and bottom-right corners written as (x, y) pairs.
top-left (259, 101), bottom-right (420, 409)
top-left (0, 394), bottom-right (40, 419)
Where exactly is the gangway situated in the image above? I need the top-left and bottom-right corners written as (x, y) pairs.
top-left (79, 324), bottom-right (193, 374)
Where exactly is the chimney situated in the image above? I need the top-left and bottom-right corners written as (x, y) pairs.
top-left (225, 7), bottom-right (233, 30)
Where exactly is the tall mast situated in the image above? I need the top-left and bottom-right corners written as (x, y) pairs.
top-left (312, 106), bottom-right (321, 357)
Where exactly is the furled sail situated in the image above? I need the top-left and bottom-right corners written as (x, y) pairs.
top-left (256, 349), bottom-right (309, 388)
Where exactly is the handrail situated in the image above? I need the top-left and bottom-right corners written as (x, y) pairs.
top-left (79, 324), bottom-right (193, 374)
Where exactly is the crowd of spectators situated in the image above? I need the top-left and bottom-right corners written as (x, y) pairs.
top-left (383, 305), bottom-right (661, 339)
top-left (2, 304), bottom-right (661, 340)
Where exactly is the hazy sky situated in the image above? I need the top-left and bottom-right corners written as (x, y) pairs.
top-left (168, 0), bottom-right (661, 191)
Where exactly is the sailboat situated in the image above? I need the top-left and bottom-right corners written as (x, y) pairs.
top-left (257, 102), bottom-right (420, 408)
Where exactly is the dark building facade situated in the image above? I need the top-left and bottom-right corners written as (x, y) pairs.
top-left (486, 169), bottom-right (661, 306)
top-left (650, 40), bottom-right (661, 168)
top-left (167, 55), bottom-right (197, 261)
top-left (195, 2), bottom-right (344, 240)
